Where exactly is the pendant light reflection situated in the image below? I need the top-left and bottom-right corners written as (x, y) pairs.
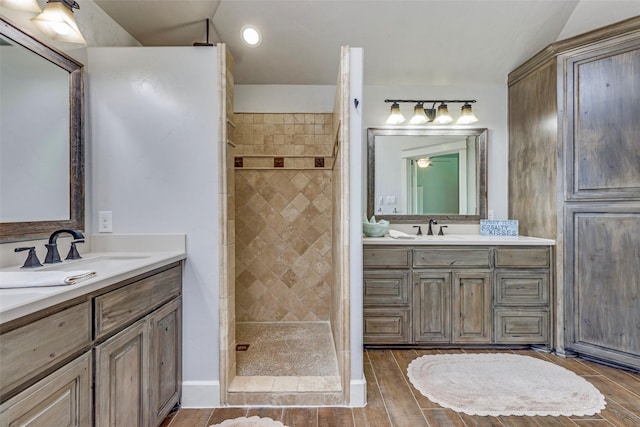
top-left (31, 0), bottom-right (87, 44)
top-left (385, 102), bottom-right (406, 124)
top-left (0, 0), bottom-right (42, 12)
top-left (416, 158), bottom-right (432, 168)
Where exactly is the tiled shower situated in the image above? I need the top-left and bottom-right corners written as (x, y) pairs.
top-left (227, 112), bottom-right (344, 405)
top-left (218, 45), bottom-right (355, 405)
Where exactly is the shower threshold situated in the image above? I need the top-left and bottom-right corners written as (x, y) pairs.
top-left (229, 322), bottom-right (342, 397)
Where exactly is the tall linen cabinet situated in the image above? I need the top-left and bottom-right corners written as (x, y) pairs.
top-left (508, 17), bottom-right (640, 370)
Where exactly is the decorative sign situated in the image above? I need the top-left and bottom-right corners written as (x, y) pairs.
top-left (480, 220), bottom-right (519, 237)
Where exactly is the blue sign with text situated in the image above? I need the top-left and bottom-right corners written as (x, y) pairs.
top-left (480, 220), bottom-right (519, 236)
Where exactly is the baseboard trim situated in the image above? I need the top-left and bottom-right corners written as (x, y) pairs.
top-left (181, 381), bottom-right (220, 408)
top-left (349, 378), bottom-right (367, 407)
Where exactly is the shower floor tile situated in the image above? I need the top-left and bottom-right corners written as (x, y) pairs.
top-left (236, 322), bottom-right (339, 377)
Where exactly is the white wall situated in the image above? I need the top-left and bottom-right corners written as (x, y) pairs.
top-left (87, 46), bottom-right (220, 406)
top-left (558, 1), bottom-right (640, 40)
top-left (348, 47), bottom-right (365, 407)
top-left (234, 85), bottom-right (336, 113)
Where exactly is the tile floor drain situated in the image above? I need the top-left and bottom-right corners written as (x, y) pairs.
top-left (236, 344), bottom-right (250, 351)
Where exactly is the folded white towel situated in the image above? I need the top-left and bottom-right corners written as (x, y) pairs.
top-left (389, 230), bottom-right (415, 239)
top-left (0, 270), bottom-right (97, 289)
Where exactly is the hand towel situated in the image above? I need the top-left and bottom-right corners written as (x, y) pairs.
top-left (0, 270), bottom-right (97, 289)
top-left (389, 229), bottom-right (415, 239)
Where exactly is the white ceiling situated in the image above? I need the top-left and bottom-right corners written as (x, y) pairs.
top-left (93, 0), bottom-right (636, 86)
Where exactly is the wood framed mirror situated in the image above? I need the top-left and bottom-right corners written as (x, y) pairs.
top-left (0, 17), bottom-right (84, 242)
top-left (367, 127), bottom-right (487, 223)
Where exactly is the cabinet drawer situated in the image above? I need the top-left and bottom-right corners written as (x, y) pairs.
top-left (494, 309), bottom-right (549, 344)
top-left (95, 266), bottom-right (181, 339)
top-left (413, 248), bottom-right (490, 268)
top-left (363, 270), bottom-right (409, 306)
top-left (363, 248), bottom-right (410, 268)
top-left (0, 351), bottom-right (91, 426)
top-left (495, 271), bottom-right (549, 306)
top-left (0, 301), bottom-right (91, 400)
top-left (363, 309), bottom-right (410, 344)
top-left (495, 248), bottom-right (550, 268)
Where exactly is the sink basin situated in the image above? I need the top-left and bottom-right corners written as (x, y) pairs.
top-left (415, 235), bottom-right (467, 241)
top-left (37, 255), bottom-right (149, 272)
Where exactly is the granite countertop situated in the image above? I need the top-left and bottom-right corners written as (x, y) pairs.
top-left (0, 235), bottom-right (186, 324)
top-left (363, 234), bottom-right (556, 246)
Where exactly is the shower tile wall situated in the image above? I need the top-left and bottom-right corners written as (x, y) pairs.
top-left (235, 113), bottom-right (334, 322)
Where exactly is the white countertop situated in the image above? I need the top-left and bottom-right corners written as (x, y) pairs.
top-left (363, 234), bottom-right (556, 246)
top-left (0, 235), bottom-right (186, 324)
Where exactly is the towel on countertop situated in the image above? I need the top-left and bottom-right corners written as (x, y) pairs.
top-left (389, 230), bottom-right (415, 239)
top-left (0, 270), bottom-right (97, 289)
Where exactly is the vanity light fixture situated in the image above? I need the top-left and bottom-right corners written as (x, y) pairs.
top-left (409, 102), bottom-right (429, 124)
top-left (241, 25), bottom-right (261, 47)
top-left (31, 0), bottom-right (86, 44)
top-left (384, 99), bottom-right (478, 125)
top-left (0, 0), bottom-right (42, 13)
top-left (457, 102), bottom-right (479, 124)
top-left (385, 102), bottom-right (406, 124)
top-left (433, 103), bottom-right (453, 124)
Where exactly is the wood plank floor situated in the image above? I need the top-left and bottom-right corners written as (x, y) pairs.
top-left (161, 349), bottom-right (640, 427)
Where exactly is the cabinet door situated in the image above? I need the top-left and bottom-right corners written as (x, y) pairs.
top-left (0, 352), bottom-right (91, 427)
top-left (564, 39), bottom-right (640, 201)
top-left (452, 271), bottom-right (492, 343)
top-left (95, 319), bottom-right (148, 427)
top-left (565, 206), bottom-right (640, 370)
top-left (148, 298), bottom-right (182, 427)
top-left (413, 272), bottom-right (451, 343)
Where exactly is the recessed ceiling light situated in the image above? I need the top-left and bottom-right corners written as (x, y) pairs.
top-left (241, 25), bottom-right (261, 47)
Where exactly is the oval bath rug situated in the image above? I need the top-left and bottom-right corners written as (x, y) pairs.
top-left (407, 353), bottom-right (606, 417)
top-left (211, 416), bottom-right (287, 427)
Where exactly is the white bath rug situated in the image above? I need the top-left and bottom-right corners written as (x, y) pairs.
top-left (407, 353), bottom-right (606, 417)
top-left (210, 416), bottom-right (288, 427)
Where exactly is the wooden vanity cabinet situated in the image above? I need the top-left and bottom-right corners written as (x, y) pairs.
top-left (0, 262), bottom-right (182, 427)
top-left (363, 245), bottom-right (552, 348)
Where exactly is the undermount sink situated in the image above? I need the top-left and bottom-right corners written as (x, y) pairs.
top-left (414, 235), bottom-right (467, 240)
top-left (37, 255), bottom-right (149, 272)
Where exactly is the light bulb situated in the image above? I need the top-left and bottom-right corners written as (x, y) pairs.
top-left (386, 102), bottom-right (406, 124)
top-left (457, 103), bottom-right (479, 124)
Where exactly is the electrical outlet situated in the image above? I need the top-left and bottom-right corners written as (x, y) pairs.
top-left (99, 211), bottom-right (112, 233)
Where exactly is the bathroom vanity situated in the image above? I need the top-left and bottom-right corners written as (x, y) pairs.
top-left (0, 239), bottom-right (185, 427)
top-left (363, 236), bottom-right (554, 348)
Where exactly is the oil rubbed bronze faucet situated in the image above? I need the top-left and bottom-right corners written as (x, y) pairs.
top-left (44, 229), bottom-right (85, 264)
top-left (427, 219), bottom-right (438, 236)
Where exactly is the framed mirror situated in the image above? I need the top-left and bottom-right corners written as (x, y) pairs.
top-left (0, 17), bottom-right (84, 242)
top-left (367, 127), bottom-right (487, 223)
